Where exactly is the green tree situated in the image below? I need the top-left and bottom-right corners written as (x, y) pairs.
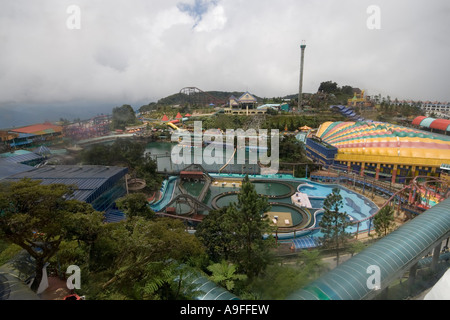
top-left (80, 139), bottom-right (162, 192)
top-left (319, 187), bottom-right (352, 266)
top-left (111, 104), bottom-right (138, 130)
top-left (115, 193), bottom-right (155, 220)
top-left (278, 135), bottom-right (318, 177)
top-left (80, 144), bottom-right (110, 165)
top-left (245, 250), bottom-right (326, 299)
top-left (318, 81), bottom-right (339, 94)
top-left (0, 178), bottom-right (103, 292)
top-left (245, 263), bottom-right (302, 299)
top-left (347, 240), bottom-right (367, 257)
top-left (0, 240), bottom-right (22, 266)
top-left (195, 207), bottom-right (234, 262)
top-left (135, 153), bottom-right (162, 191)
top-left (374, 205), bottom-right (396, 237)
top-left (195, 176), bottom-right (275, 279)
top-left (207, 260), bottom-right (247, 292)
top-left (225, 175), bottom-right (275, 278)
top-left (296, 249), bottom-right (327, 278)
top-left (139, 102), bottom-right (157, 114)
top-left (341, 85), bottom-right (353, 95)
top-left (109, 138), bottom-right (146, 168)
top-left (99, 217), bottom-right (205, 300)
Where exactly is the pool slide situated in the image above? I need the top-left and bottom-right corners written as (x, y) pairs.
top-left (167, 122), bottom-right (179, 130)
top-left (150, 176), bottom-right (178, 212)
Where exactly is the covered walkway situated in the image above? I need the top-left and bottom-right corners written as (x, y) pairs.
top-left (287, 197), bottom-right (450, 300)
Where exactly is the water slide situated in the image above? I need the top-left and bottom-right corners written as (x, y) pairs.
top-left (148, 173), bottom-right (450, 300)
top-left (150, 176), bottom-right (178, 212)
top-left (167, 122), bottom-right (179, 130)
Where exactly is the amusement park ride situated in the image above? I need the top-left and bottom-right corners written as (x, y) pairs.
top-left (411, 175), bottom-right (450, 210)
top-left (381, 174), bottom-right (450, 217)
top-left (161, 112), bottom-right (190, 131)
top-left (179, 87), bottom-right (227, 107)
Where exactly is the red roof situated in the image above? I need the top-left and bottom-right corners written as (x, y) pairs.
top-left (412, 116), bottom-right (427, 126)
top-left (11, 123), bottom-right (62, 134)
top-left (185, 113), bottom-right (192, 117)
top-left (430, 119), bottom-right (450, 131)
top-left (176, 112), bottom-right (183, 119)
top-left (161, 115), bottom-right (169, 122)
top-left (180, 171), bottom-right (205, 178)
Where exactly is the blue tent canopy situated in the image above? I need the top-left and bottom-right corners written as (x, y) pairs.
top-left (291, 237), bottom-right (320, 250)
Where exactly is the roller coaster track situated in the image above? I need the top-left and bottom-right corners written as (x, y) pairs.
top-left (160, 193), bottom-right (213, 213)
top-left (179, 87), bottom-right (227, 106)
top-left (276, 174), bottom-right (449, 238)
top-left (219, 148), bottom-right (237, 173)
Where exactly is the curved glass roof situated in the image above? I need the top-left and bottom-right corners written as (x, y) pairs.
top-left (287, 197), bottom-right (450, 300)
top-left (185, 272), bottom-right (239, 300)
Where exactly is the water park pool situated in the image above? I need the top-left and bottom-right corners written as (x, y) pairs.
top-left (295, 182), bottom-right (379, 238)
top-left (298, 182), bottom-right (378, 220)
top-left (151, 174), bottom-right (379, 242)
top-left (179, 192), bottom-right (309, 231)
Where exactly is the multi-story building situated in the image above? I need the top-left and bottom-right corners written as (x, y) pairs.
top-left (224, 92), bottom-right (266, 115)
top-left (306, 120), bottom-right (450, 185)
top-left (420, 101), bottom-right (450, 116)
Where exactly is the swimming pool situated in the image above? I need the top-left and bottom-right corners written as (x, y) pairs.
top-left (297, 181), bottom-right (379, 234)
top-left (151, 175), bottom-right (379, 241)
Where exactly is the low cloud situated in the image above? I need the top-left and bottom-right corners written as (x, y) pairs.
top-left (0, 0), bottom-right (449, 127)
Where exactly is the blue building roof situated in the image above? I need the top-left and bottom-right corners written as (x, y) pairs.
top-left (2, 165), bottom-right (128, 205)
top-left (0, 150), bottom-right (44, 165)
top-left (0, 160), bottom-right (34, 180)
top-left (292, 237), bottom-right (320, 250)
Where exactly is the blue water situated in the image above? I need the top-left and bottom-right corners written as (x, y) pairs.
top-left (298, 182), bottom-right (378, 234)
top-left (151, 174), bottom-right (379, 242)
top-left (151, 176), bottom-right (178, 212)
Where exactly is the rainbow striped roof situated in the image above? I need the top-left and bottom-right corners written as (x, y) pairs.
top-left (315, 121), bottom-right (450, 163)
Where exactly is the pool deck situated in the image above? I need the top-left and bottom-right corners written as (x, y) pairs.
top-left (291, 192), bottom-right (312, 209)
top-left (267, 211), bottom-right (294, 227)
top-left (212, 179), bottom-right (242, 187)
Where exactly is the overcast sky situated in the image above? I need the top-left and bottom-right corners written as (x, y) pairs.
top-left (1, 0), bottom-right (449, 126)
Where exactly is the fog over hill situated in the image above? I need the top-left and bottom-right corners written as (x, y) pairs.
top-left (1, 0), bottom-right (449, 130)
top-left (1, 90), bottom-right (298, 129)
